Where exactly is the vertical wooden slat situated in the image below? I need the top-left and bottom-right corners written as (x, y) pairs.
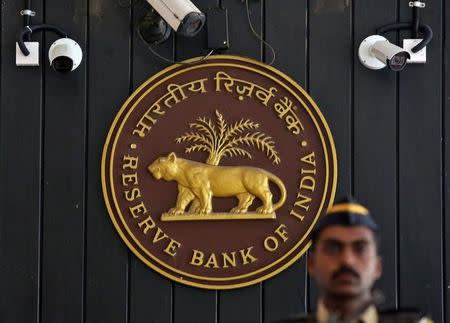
top-left (353, 0), bottom-right (398, 310)
top-left (308, 0), bottom-right (354, 315)
top-left (263, 0), bottom-right (308, 321)
top-left (219, 287), bottom-right (261, 323)
top-left (309, 0), bottom-right (353, 200)
top-left (398, 2), bottom-right (443, 321)
top-left (212, 0), bottom-right (264, 322)
top-left (129, 1), bottom-right (174, 323)
top-left (0, 1), bottom-right (43, 322)
top-left (445, 1), bottom-right (450, 321)
top-left (221, 0), bottom-right (261, 60)
top-left (85, 1), bottom-right (131, 322)
top-left (172, 0), bottom-right (218, 321)
top-left (308, 0), bottom-right (353, 310)
top-left (173, 284), bottom-right (216, 323)
top-left (40, 0), bottom-right (86, 322)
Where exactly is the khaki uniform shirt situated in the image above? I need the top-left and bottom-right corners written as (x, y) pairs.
top-left (316, 301), bottom-right (378, 323)
top-left (274, 301), bottom-right (432, 323)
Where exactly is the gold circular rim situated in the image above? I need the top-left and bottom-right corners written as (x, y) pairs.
top-left (101, 54), bottom-right (337, 289)
top-left (111, 63), bottom-right (329, 280)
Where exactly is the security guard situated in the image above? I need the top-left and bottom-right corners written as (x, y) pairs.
top-left (276, 198), bottom-right (433, 323)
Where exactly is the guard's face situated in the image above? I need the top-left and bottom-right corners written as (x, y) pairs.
top-left (308, 226), bottom-right (382, 300)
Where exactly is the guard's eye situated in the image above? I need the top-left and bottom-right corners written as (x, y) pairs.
top-left (352, 241), bottom-right (369, 256)
top-left (322, 241), bottom-right (342, 255)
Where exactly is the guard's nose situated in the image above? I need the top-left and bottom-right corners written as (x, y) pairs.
top-left (339, 246), bottom-right (357, 266)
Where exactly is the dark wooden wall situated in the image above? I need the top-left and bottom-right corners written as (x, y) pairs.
top-left (1, 0), bottom-right (448, 322)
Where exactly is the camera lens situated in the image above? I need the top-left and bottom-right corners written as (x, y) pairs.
top-left (387, 51), bottom-right (410, 71)
top-left (52, 56), bottom-right (73, 73)
top-left (139, 11), bottom-right (171, 44)
top-left (179, 12), bottom-right (206, 37)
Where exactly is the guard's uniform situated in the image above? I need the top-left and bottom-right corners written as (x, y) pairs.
top-left (276, 198), bottom-right (434, 323)
top-left (275, 312), bottom-right (433, 323)
top-left (275, 304), bottom-right (433, 323)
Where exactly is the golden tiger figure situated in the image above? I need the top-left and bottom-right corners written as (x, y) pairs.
top-left (148, 152), bottom-right (286, 215)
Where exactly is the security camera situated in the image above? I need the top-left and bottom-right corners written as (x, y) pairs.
top-left (48, 38), bottom-right (83, 73)
top-left (145, 0), bottom-right (205, 37)
top-left (358, 35), bottom-right (411, 71)
top-left (17, 24), bottom-right (83, 73)
top-left (139, 9), bottom-right (172, 44)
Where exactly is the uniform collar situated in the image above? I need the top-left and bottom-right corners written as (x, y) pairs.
top-left (317, 300), bottom-right (378, 323)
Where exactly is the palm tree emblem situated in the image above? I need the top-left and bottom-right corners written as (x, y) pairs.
top-left (175, 110), bottom-right (280, 165)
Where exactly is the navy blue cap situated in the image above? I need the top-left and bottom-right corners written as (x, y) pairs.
top-left (311, 197), bottom-right (378, 242)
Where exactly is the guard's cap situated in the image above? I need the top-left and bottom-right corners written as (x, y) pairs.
top-left (311, 197), bottom-right (378, 243)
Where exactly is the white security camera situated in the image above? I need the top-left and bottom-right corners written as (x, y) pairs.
top-left (48, 38), bottom-right (83, 73)
top-left (358, 35), bottom-right (411, 71)
top-left (145, 0), bottom-right (205, 37)
top-left (17, 24), bottom-right (83, 73)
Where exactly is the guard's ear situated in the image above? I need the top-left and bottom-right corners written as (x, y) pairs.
top-left (375, 256), bottom-right (383, 280)
top-left (168, 152), bottom-right (177, 162)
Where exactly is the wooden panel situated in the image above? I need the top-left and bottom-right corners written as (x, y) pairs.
top-left (445, 3), bottom-right (450, 322)
top-left (211, 0), bottom-right (263, 322)
top-left (173, 284), bottom-right (216, 323)
top-left (40, 0), bottom-right (86, 322)
top-left (219, 287), bottom-right (261, 323)
top-left (172, 0), bottom-right (218, 321)
top-left (353, 0), bottom-right (398, 310)
top-left (0, 1), bottom-right (43, 322)
top-left (264, 263), bottom-right (307, 322)
top-left (309, 0), bottom-right (353, 199)
top-left (85, 1), bottom-right (131, 323)
top-left (177, 0), bottom-right (224, 319)
top-left (263, 0), bottom-right (308, 321)
top-left (398, 2), bottom-right (443, 321)
top-left (308, 0), bottom-right (353, 310)
top-left (264, 0), bottom-right (306, 81)
top-left (221, 0), bottom-right (261, 60)
top-left (308, 10), bottom-right (351, 312)
top-left (129, 2), bottom-right (174, 323)
top-left (130, 262), bottom-right (172, 323)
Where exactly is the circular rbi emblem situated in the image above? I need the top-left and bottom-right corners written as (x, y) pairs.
top-left (102, 55), bottom-right (337, 289)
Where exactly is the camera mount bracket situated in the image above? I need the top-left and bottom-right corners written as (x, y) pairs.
top-left (409, 1), bottom-right (425, 8)
top-left (358, 35), bottom-right (387, 70)
top-left (20, 9), bottom-right (36, 16)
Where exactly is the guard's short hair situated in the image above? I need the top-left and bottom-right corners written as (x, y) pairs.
top-left (310, 197), bottom-right (378, 248)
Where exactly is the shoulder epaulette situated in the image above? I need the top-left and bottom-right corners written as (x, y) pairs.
top-left (379, 308), bottom-right (433, 323)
